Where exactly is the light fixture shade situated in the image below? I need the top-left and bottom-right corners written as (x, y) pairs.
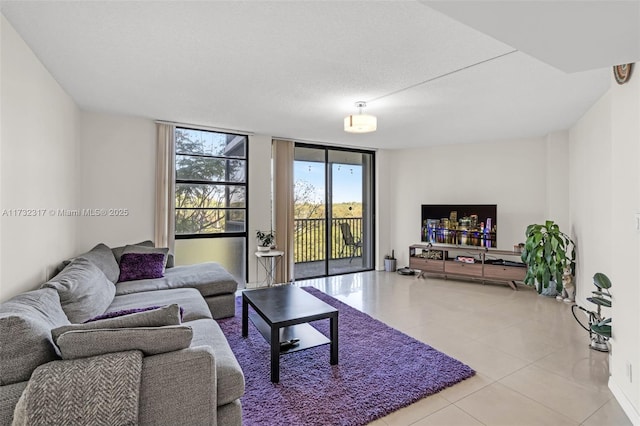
top-left (344, 113), bottom-right (377, 133)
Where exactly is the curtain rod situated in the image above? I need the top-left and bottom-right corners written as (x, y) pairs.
top-left (273, 136), bottom-right (378, 152)
top-left (155, 120), bottom-right (254, 136)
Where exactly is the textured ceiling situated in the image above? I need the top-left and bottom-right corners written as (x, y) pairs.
top-left (0, 1), bottom-right (622, 149)
top-left (425, 0), bottom-right (640, 73)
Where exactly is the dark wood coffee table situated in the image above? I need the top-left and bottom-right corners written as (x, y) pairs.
top-left (242, 286), bottom-right (338, 382)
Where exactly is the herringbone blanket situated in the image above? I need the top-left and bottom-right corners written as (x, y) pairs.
top-left (12, 351), bottom-right (142, 426)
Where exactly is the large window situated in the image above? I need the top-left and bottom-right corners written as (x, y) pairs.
top-left (175, 128), bottom-right (247, 238)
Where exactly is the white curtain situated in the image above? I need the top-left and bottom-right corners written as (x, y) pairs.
top-left (155, 123), bottom-right (175, 251)
top-left (272, 139), bottom-right (295, 283)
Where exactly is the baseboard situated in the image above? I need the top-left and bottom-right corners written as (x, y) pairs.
top-left (609, 377), bottom-right (640, 425)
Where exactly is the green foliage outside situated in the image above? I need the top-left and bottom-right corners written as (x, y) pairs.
top-left (294, 199), bottom-right (363, 263)
top-left (175, 129), bottom-right (246, 235)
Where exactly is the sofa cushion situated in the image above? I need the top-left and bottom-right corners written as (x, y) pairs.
top-left (112, 240), bottom-right (154, 264)
top-left (113, 240), bottom-right (174, 268)
top-left (51, 304), bottom-right (182, 341)
top-left (56, 325), bottom-right (193, 359)
top-left (204, 294), bottom-right (236, 319)
top-left (54, 243), bottom-right (120, 283)
top-left (0, 288), bottom-right (70, 385)
top-left (79, 243), bottom-right (121, 283)
top-left (42, 258), bottom-right (116, 323)
top-left (115, 263), bottom-right (237, 298)
top-left (108, 288), bottom-right (212, 322)
top-left (118, 252), bottom-right (166, 282)
top-left (188, 319), bottom-right (245, 405)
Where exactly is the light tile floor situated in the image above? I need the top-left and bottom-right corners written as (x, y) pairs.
top-left (295, 271), bottom-right (631, 426)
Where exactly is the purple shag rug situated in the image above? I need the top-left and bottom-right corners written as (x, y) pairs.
top-left (218, 287), bottom-right (474, 426)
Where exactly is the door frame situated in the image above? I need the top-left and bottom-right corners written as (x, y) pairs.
top-left (294, 142), bottom-right (376, 278)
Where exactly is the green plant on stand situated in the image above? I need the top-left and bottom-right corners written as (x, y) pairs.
top-left (256, 230), bottom-right (275, 252)
top-left (521, 220), bottom-right (576, 295)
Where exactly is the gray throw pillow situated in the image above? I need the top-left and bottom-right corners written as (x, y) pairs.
top-left (0, 288), bottom-right (70, 385)
top-left (42, 258), bottom-right (116, 323)
top-left (112, 240), bottom-right (175, 268)
top-left (51, 304), bottom-right (181, 341)
top-left (80, 243), bottom-right (120, 283)
top-left (112, 240), bottom-right (154, 264)
top-left (56, 325), bottom-right (193, 360)
top-left (54, 243), bottom-right (120, 284)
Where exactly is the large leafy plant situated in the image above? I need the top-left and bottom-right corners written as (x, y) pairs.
top-left (521, 220), bottom-right (576, 294)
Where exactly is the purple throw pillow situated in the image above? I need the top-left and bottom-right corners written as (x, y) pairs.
top-left (83, 305), bottom-right (185, 323)
top-left (118, 252), bottom-right (165, 283)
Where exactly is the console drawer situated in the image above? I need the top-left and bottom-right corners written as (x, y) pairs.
top-left (484, 264), bottom-right (526, 281)
top-left (444, 261), bottom-right (483, 276)
top-left (409, 257), bottom-right (444, 272)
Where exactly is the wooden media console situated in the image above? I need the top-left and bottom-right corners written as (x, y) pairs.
top-left (409, 243), bottom-right (526, 290)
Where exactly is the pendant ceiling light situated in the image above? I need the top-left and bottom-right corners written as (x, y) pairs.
top-left (344, 101), bottom-right (377, 133)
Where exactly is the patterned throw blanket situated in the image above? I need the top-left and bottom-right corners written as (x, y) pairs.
top-left (12, 351), bottom-right (142, 426)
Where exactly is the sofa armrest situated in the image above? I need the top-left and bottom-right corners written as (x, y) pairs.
top-left (139, 346), bottom-right (217, 426)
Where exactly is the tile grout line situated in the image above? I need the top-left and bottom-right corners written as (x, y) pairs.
top-left (496, 376), bottom-right (590, 424)
top-left (450, 401), bottom-right (489, 426)
top-left (578, 397), bottom-right (616, 426)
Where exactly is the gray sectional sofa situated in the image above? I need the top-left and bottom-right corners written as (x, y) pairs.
top-left (0, 242), bottom-right (244, 425)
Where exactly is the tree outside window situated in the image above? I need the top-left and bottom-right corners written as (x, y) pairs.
top-left (175, 128), bottom-right (247, 237)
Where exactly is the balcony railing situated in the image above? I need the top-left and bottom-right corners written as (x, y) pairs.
top-left (294, 217), bottom-right (362, 263)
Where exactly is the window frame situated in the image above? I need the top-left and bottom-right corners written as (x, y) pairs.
top-left (174, 127), bottom-right (248, 240)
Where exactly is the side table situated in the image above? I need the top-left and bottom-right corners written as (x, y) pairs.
top-left (255, 250), bottom-right (285, 287)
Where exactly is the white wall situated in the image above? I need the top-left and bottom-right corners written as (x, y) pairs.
top-left (0, 16), bottom-right (80, 301)
top-left (545, 131), bottom-right (570, 231)
top-left (387, 137), bottom-right (552, 266)
top-left (610, 69), bottom-right (640, 421)
top-left (569, 72), bottom-right (640, 422)
top-left (247, 134), bottom-right (272, 285)
top-left (569, 93), bottom-right (613, 306)
top-left (610, 71), bottom-right (640, 420)
top-left (375, 149), bottom-right (392, 270)
top-left (77, 111), bottom-right (156, 251)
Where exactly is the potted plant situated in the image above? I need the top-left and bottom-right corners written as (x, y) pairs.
top-left (572, 272), bottom-right (612, 351)
top-left (521, 220), bottom-right (575, 295)
top-left (256, 230), bottom-right (275, 252)
top-left (384, 250), bottom-right (396, 272)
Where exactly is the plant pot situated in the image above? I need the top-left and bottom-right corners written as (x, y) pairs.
top-left (538, 280), bottom-right (559, 297)
top-left (257, 246), bottom-right (270, 252)
top-left (384, 259), bottom-right (396, 272)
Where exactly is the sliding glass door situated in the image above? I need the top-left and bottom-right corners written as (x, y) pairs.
top-left (293, 144), bottom-right (374, 280)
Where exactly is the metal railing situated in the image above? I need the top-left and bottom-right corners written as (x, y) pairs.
top-left (294, 217), bottom-right (362, 263)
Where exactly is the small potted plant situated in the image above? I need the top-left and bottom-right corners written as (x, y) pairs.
top-left (384, 250), bottom-right (396, 272)
top-left (521, 220), bottom-right (575, 295)
top-left (256, 230), bottom-right (275, 252)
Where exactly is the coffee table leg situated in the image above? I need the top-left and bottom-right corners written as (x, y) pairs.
top-left (271, 326), bottom-right (280, 382)
top-left (330, 314), bottom-right (338, 365)
top-left (242, 297), bottom-right (248, 337)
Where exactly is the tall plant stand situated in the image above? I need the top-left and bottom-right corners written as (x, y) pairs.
top-left (255, 250), bottom-right (285, 287)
